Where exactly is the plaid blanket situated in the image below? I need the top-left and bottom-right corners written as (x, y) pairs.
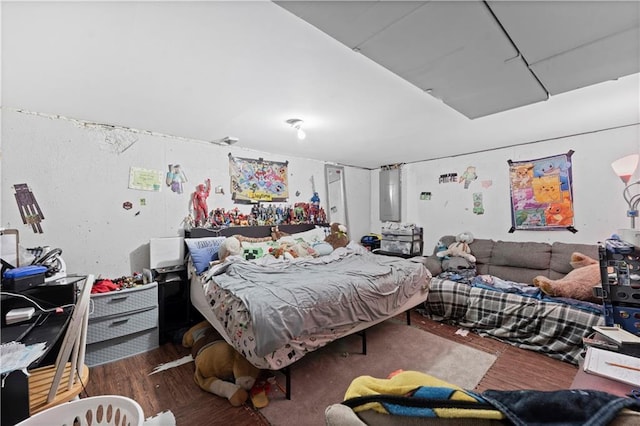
top-left (423, 277), bottom-right (604, 364)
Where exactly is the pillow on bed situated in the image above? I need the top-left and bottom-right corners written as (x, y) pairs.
top-left (185, 237), bottom-right (226, 274)
top-left (242, 241), bottom-right (278, 260)
top-left (312, 241), bottom-right (334, 256)
top-left (281, 226), bottom-right (328, 245)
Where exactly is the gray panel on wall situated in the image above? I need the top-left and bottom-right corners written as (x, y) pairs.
top-left (379, 167), bottom-right (401, 222)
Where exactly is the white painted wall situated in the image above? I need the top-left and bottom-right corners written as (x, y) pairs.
top-left (371, 124), bottom-right (640, 252)
top-left (4, 108), bottom-right (637, 277)
top-left (1, 109), bottom-right (367, 277)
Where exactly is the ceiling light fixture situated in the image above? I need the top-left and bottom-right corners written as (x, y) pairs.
top-left (611, 153), bottom-right (640, 228)
top-left (286, 118), bottom-right (306, 140)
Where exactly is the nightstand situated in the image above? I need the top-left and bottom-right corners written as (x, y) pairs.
top-left (153, 266), bottom-right (200, 343)
top-left (86, 282), bottom-right (159, 367)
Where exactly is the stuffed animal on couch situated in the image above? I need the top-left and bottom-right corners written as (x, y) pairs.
top-left (325, 222), bottom-right (349, 249)
top-left (182, 321), bottom-right (261, 406)
top-left (436, 232), bottom-right (476, 263)
top-left (532, 252), bottom-right (601, 302)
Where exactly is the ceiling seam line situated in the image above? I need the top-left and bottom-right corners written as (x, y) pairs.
top-left (482, 0), bottom-right (550, 99)
top-left (351, 1), bottom-right (431, 50)
top-left (527, 24), bottom-right (640, 67)
top-left (401, 122), bottom-right (640, 166)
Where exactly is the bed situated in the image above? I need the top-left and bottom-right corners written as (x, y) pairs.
top-left (185, 224), bottom-right (431, 398)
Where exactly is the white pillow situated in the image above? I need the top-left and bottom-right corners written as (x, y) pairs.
top-left (286, 226), bottom-right (328, 245)
top-left (312, 241), bottom-right (334, 256)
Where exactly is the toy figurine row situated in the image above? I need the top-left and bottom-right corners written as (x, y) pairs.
top-left (186, 202), bottom-right (327, 229)
top-left (186, 178), bottom-right (326, 228)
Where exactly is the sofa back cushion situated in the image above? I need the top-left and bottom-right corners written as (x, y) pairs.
top-left (486, 241), bottom-right (552, 283)
top-left (549, 242), bottom-right (599, 279)
top-left (433, 236), bottom-right (599, 285)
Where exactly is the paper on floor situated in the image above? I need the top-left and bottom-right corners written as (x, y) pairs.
top-left (149, 355), bottom-right (193, 375)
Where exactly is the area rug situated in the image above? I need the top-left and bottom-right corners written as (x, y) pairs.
top-left (259, 319), bottom-right (497, 426)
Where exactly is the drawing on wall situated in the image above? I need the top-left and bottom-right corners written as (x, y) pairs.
top-left (13, 183), bottom-right (45, 233)
top-left (228, 154), bottom-right (289, 203)
top-left (508, 150), bottom-right (576, 232)
top-left (473, 192), bottom-right (484, 215)
top-left (129, 167), bottom-right (163, 192)
top-left (166, 164), bottom-right (188, 194)
top-left (459, 166), bottom-right (478, 189)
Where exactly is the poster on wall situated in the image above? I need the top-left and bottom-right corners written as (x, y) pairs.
top-left (228, 154), bottom-right (289, 203)
top-left (508, 150), bottom-right (576, 232)
top-left (128, 167), bottom-right (163, 192)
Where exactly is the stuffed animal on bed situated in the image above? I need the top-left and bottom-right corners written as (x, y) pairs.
top-left (436, 232), bottom-right (476, 263)
top-left (532, 252), bottom-right (601, 302)
top-left (182, 321), bottom-right (261, 406)
top-left (268, 242), bottom-right (298, 260)
top-left (217, 236), bottom-right (243, 262)
top-left (325, 222), bottom-right (349, 249)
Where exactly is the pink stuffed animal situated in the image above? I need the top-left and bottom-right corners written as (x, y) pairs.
top-left (532, 252), bottom-right (601, 302)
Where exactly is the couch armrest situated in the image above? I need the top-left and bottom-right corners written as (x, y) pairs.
top-left (423, 255), bottom-right (443, 276)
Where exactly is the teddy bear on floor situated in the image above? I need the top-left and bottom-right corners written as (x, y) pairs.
top-left (182, 321), bottom-right (261, 406)
top-left (532, 252), bottom-right (601, 302)
top-left (436, 232), bottom-right (476, 263)
top-left (325, 222), bottom-right (349, 249)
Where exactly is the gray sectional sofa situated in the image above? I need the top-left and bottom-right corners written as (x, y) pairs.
top-left (424, 234), bottom-right (599, 284)
top-left (422, 235), bottom-right (603, 366)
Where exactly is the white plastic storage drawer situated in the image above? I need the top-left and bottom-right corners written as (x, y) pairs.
top-left (87, 307), bottom-right (158, 345)
top-left (382, 232), bottom-right (421, 242)
top-left (86, 328), bottom-right (159, 367)
top-left (380, 240), bottom-right (422, 255)
top-left (90, 283), bottom-right (157, 319)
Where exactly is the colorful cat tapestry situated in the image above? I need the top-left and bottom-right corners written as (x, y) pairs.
top-left (229, 154), bottom-right (289, 203)
top-left (508, 151), bottom-right (576, 232)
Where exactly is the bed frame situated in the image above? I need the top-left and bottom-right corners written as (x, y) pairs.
top-left (185, 223), bottom-right (416, 399)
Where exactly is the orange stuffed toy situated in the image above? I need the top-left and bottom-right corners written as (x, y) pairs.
top-left (532, 252), bottom-right (601, 302)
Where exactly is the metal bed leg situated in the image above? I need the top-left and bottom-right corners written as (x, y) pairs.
top-left (357, 329), bottom-right (367, 355)
top-left (406, 309), bottom-right (411, 326)
top-left (283, 366), bottom-right (291, 400)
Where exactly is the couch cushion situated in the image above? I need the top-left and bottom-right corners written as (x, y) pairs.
top-left (491, 241), bottom-right (551, 270)
top-left (468, 238), bottom-right (495, 275)
top-left (549, 242), bottom-right (599, 279)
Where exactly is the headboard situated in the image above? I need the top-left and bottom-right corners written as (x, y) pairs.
top-left (185, 223), bottom-right (326, 239)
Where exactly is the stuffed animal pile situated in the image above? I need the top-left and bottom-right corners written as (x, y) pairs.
top-left (325, 222), bottom-right (349, 249)
top-left (532, 252), bottom-right (602, 302)
top-left (436, 232), bottom-right (476, 263)
top-left (182, 321), bottom-right (261, 406)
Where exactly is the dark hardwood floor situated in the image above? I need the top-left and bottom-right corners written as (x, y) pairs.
top-left (83, 311), bottom-right (579, 425)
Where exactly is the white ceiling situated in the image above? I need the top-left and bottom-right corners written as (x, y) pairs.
top-left (2, 1), bottom-right (639, 170)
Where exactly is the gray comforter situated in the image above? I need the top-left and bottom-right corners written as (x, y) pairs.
top-left (207, 244), bottom-right (429, 357)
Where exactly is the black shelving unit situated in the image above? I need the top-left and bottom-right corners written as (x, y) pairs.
top-left (598, 243), bottom-right (640, 336)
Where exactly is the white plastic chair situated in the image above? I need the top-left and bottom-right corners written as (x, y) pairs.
top-left (16, 395), bottom-right (144, 426)
top-left (28, 275), bottom-right (94, 415)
